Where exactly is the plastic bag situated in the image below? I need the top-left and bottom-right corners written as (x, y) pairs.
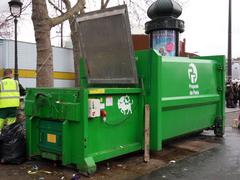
top-left (0, 122), bottom-right (26, 164)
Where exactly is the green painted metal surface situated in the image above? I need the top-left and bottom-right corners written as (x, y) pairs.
top-left (25, 87), bottom-right (144, 173)
top-left (136, 50), bottom-right (225, 151)
top-left (39, 120), bottom-right (62, 154)
top-left (25, 49), bottom-right (225, 173)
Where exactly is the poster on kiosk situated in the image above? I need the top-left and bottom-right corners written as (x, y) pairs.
top-left (152, 30), bottom-right (176, 56)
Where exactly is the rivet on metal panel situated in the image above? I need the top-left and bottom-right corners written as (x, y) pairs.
top-left (217, 65), bottom-right (223, 71)
top-left (217, 87), bottom-right (223, 92)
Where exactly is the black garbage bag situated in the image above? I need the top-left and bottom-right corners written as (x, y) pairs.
top-left (0, 122), bottom-right (26, 164)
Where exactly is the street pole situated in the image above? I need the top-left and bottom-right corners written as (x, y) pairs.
top-left (228, 0), bottom-right (232, 82)
top-left (60, 0), bottom-right (63, 47)
top-left (8, 0), bottom-right (22, 80)
top-left (14, 17), bottom-right (19, 80)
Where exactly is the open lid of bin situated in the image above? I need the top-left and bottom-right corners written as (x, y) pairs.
top-left (76, 5), bottom-right (138, 85)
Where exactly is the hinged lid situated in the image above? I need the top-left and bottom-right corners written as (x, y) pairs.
top-left (77, 5), bottom-right (138, 85)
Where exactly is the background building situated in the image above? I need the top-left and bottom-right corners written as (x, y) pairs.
top-left (0, 39), bottom-right (75, 87)
top-left (232, 57), bottom-right (240, 80)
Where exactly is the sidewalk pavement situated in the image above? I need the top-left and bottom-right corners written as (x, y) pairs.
top-left (225, 107), bottom-right (240, 113)
top-left (137, 111), bottom-right (240, 180)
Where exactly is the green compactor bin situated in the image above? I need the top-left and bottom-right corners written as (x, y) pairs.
top-left (25, 88), bottom-right (143, 173)
top-left (25, 5), bottom-right (225, 174)
top-left (139, 0), bottom-right (225, 151)
top-left (25, 6), bottom-right (144, 174)
top-left (136, 50), bottom-right (225, 151)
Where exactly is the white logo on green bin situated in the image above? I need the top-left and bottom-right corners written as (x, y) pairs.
top-left (188, 63), bottom-right (198, 84)
top-left (118, 95), bottom-right (133, 115)
top-left (188, 63), bottom-right (200, 95)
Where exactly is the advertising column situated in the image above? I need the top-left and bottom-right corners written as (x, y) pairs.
top-left (145, 0), bottom-right (184, 57)
top-left (152, 30), bottom-right (177, 56)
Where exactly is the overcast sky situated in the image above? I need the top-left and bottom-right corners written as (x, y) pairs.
top-left (180, 0), bottom-right (229, 56)
top-left (0, 0), bottom-right (239, 58)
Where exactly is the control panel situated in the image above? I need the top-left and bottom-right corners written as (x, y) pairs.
top-left (88, 99), bottom-right (101, 118)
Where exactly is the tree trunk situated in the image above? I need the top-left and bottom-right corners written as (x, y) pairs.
top-left (63, 0), bottom-right (85, 87)
top-left (32, 0), bottom-right (53, 87)
top-left (69, 17), bottom-right (82, 87)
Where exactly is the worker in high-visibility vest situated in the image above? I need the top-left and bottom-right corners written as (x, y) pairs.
top-left (0, 69), bottom-right (25, 130)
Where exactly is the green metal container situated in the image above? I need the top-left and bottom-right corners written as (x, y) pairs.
top-left (25, 5), bottom-right (225, 174)
top-left (25, 6), bottom-right (146, 174)
top-left (136, 50), bottom-right (225, 151)
top-left (25, 88), bottom-right (143, 173)
top-left (25, 49), bottom-right (225, 173)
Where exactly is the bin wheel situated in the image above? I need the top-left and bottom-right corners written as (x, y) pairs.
top-left (214, 128), bottom-right (224, 137)
top-left (215, 133), bottom-right (223, 138)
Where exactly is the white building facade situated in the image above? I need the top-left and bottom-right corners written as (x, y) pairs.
top-left (0, 39), bottom-right (75, 88)
top-left (232, 62), bottom-right (240, 80)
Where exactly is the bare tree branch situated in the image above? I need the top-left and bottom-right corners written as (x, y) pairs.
top-left (101, 0), bottom-right (104, 9)
top-left (61, 0), bottom-right (86, 86)
top-left (129, 0), bottom-right (147, 13)
top-left (22, 1), bottom-right (32, 12)
top-left (0, 12), bottom-right (15, 39)
top-left (101, 0), bottom-right (110, 9)
top-left (49, 0), bottom-right (85, 27)
top-left (62, 0), bottom-right (71, 9)
top-left (48, 0), bottom-right (64, 14)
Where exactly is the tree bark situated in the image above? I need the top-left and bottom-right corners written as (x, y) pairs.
top-left (50, 0), bottom-right (85, 27)
top-left (32, 0), bottom-right (53, 87)
top-left (32, 0), bottom-right (85, 87)
top-left (101, 0), bottom-right (110, 9)
top-left (70, 17), bottom-right (82, 87)
top-left (63, 0), bottom-right (85, 87)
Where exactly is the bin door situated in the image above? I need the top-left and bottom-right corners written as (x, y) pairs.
top-left (77, 5), bottom-right (138, 86)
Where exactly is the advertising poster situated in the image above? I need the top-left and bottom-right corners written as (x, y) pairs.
top-left (152, 30), bottom-right (176, 56)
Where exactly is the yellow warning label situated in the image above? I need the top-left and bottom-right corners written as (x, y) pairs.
top-left (89, 89), bottom-right (105, 94)
top-left (47, 134), bottom-right (56, 144)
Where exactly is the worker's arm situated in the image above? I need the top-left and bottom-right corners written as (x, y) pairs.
top-left (18, 83), bottom-right (26, 96)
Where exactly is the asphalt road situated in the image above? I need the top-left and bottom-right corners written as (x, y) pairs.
top-left (138, 110), bottom-right (240, 180)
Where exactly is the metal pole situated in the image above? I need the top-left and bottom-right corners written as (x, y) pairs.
top-left (60, 0), bottom-right (63, 47)
top-left (228, 0), bottom-right (232, 82)
top-left (60, 24), bottom-right (63, 47)
top-left (14, 17), bottom-right (19, 80)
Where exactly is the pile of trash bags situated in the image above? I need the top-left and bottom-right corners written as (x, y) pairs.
top-left (0, 111), bottom-right (26, 164)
